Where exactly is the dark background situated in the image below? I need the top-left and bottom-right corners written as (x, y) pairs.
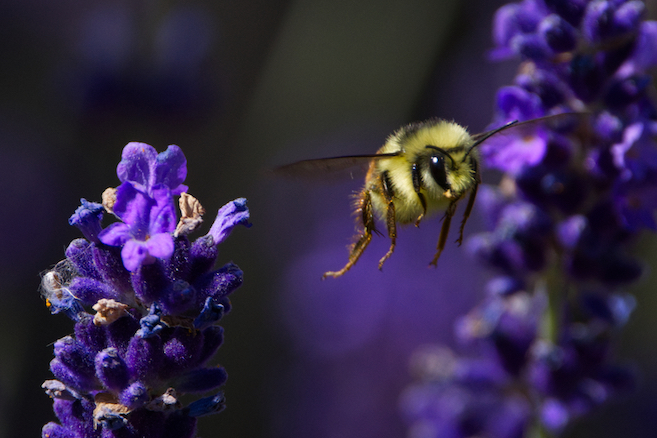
top-left (1, 1), bottom-right (657, 437)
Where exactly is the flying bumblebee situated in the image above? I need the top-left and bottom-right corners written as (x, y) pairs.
top-left (277, 115), bottom-right (572, 279)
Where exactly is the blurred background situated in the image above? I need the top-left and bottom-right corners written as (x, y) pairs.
top-left (1, 0), bottom-right (657, 437)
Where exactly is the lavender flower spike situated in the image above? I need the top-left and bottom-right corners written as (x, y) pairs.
top-left (403, 0), bottom-right (656, 436)
top-left (41, 142), bottom-right (248, 438)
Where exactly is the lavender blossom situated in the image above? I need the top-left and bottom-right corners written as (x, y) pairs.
top-left (41, 143), bottom-right (250, 438)
top-left (402, 0), bottom-right (656, 436)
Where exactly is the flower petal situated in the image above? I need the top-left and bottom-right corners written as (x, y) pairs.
top-left (69, 199), bottom-right (104, 243)
top-left (155, 145), bottom-right (188, 195)
top-left (98, 222), bottom-right (132, 247)
top-left (145, 233), bottom-right (175, 259)
top-left (116, 143), bottom-right (157, 192)
top-left (207, 198), bottom-right (251, 245)
top-left (121, 239), bottom-right (152, 272)
top-left (482, 128), bottom-right (548, 175)
top-left (149, 185), bottom-right (177, 234)
top-left (113, 182), bottom-right (154, 239)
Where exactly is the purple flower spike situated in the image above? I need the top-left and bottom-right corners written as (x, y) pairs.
top-left (42, 142), bottom-right (247, 437)
top-left (404, 1), bottom-right (655, 436)
top-left (117, 142), bottom-right (188, 196)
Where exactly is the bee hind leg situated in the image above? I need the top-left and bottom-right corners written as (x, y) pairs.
top-left (377, 198), bottom-right (396, 270)
top-left (430, 200), bottom-right (458, 267)
top-left (322, 190), bottom-right (375, 279)
top-left (377, 171), bottom-right (397, 270)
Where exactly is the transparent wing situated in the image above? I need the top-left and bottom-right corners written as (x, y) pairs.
top-left (273, 152), bottom-right (400, 180)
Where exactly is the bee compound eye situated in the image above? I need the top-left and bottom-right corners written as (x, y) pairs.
top-left (429, 155), bottom-right (449, 191)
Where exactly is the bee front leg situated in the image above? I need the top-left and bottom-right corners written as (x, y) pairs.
top-left (456, 162), bottom-right (480, 246)
top-left (456, 181), bottom-right (478, 246)
top-left (322, 189), bottom-right (375, 279)
top-left (378, 172), bottom-right (397, 270)
top-left (411, 163), bottom-right (427, 227)
top-left (430, 200), bottom-right (458, 267)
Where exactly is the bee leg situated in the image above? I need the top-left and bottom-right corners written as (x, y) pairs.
top-left (411, 163), bottom-right (426, 227)
top-left (322, 189), bottom-right (375, 279)
top-left (378, 198), bottom-right (397, 270)
top-left (430, 200), bottom-right (458, 267)
top-left (414, 193), bottom-right (427, 228)
top-left (378, 171), bottom-right (397, 270)
top-left (456, 181), bottom-right (478, 246)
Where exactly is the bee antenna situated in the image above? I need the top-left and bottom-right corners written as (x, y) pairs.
top-left (463, 119), bottom-right (519, 160)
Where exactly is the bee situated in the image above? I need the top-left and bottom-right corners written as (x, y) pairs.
top-left (277, 115), bottom-right (573, 279)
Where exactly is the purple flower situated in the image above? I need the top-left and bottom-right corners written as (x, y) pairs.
top-left (539, 14), bottom-right (578, 53)
top-left (618, 21), bottom-right (657, 75)
top-left (41, 142), bottom-right (249, 437)
top-left (117, 142), bottom-right (188, 196)
top-left (491, 0), bottom-right (547, 60)
top-left (481, 87), bottom-right (549, 175)
top-left (206, 197), bottom-right (251, 245)
top-left (482, 128), bottom-right (549, 175)
top-left (99, 182), bottom-right (177, 272)
top-left (69, 199), bottom-right (105, 243)
top-left (611, 121), bottom-right (657, 183)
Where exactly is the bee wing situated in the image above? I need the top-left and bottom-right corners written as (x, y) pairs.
top-left (273, 152), bottom-right (401, 180)
top-left (470, 112), bottom-right (586, 144)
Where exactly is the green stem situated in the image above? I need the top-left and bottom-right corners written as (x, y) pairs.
top-left (539, 253), bottom-right (566, 344)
